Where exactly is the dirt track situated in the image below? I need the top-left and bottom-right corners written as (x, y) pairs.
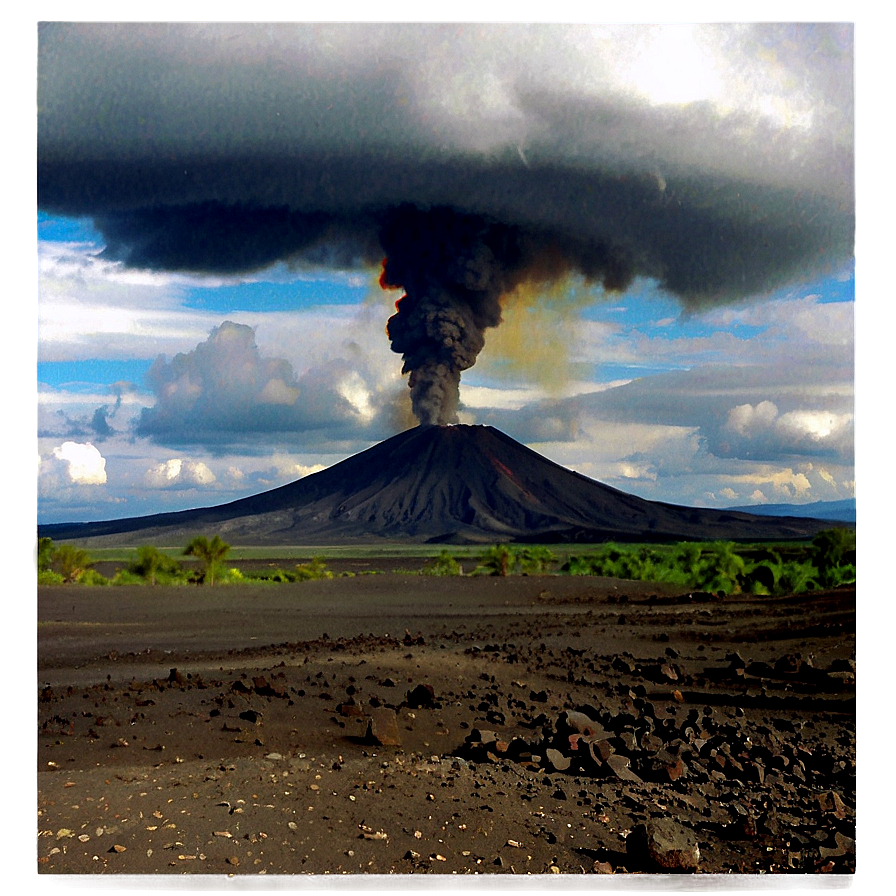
top-left (37, 574), bottom-right (855, 878)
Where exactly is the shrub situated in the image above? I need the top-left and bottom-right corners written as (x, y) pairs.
top-left (777, 560), bottom-right (821, 595)
top-left (478, 545), bottom-right (516, 576)
top-left (53, 544), bottom-right (95, 583)
top-left (38, 569), bottom-right (65, 585)
top-left (516, 546), bottom-right (556, 575)
top-left (111, 569), bottom-right (146, 586)
top-left (37, 537), bottom-right (55, 572)
top-left (78, 568), bottom-right (110, 586)
top-left (561, 555), bottom-right (597, 576)
top-left (812, 528), bottom-right (856, 587)
top-left (422, 550), bottom-right (463, 576)
top-left (129, 546), bottom-right (185, 585)
top-left (696, 542), bottom-right (747, 594)
top-left (294, 558), bottom-right (334, 581)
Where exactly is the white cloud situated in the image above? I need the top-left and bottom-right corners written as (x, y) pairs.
top-left (50, 441), bottom-right (107, 484)
top-left (700, 294), bottom-right (854, 351)
top-left (137, 320), bottom-right (402, 447)
top-left (724, 400), bottom-right (853, 458)
top-left (145, 458), bottom-right (216, 489)
top-left (725, 400), bottom-right (779, 436)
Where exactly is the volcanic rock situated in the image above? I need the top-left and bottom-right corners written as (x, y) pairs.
top-left (626, 818), bottom-right (701, 872)
top-left (366, 707), bottom-right (401, 747)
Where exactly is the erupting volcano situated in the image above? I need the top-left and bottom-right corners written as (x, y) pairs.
top-left (41, 425), bottom-right (836, 546)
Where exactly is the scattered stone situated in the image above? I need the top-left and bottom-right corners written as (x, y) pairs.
top-left (605, 754), bottom-right (642, 783)
top-left (360, 825), bottom-right (388, 840)
top-left (366, 707), bottom-right (402, 747)
top-left (627, 818), bottom-right (700, 873)
top-left (558, 710), bottom-right (602, 736)
top-left (407, 684), bottom-right (436, 709)
top-left (659, 662), bottom-right (679, 682)
top-left (545, 748), bottom-right (571, 772)
top-left (816, 790), bottom-right (850, 818)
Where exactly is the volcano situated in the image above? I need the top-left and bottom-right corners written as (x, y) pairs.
top-left (41, 425), bottom-right (840, 546)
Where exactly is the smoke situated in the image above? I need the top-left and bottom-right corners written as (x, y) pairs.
top-left (37, 23), bottom-right (854, 427)
top-left (378, 205), bottom-right (632, 424)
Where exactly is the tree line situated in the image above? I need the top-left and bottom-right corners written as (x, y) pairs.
top-left (36, 529), bottom-right (854, 596)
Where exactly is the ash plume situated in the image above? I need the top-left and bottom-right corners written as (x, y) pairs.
top-left (380, 205), bottom-right (632, 425)
top-left (37, 24), bottom-right (854, 426)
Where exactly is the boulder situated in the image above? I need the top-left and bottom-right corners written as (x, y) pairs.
top-left (366, 707), bottom-right (401, 747)
top-left (627, 818), bottom-right (700, 872)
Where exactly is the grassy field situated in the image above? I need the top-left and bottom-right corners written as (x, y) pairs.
top-left (78, 539), bottom-right (823, 565)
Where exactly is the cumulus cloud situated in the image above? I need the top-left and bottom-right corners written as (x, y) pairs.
top-left (46, 441), bottom-right (107, 485)
top-left (136, 320), bottom-right (399, 447)
top-left (145, 458), bottom-right (216, 490)
top-left (722, 400), bottom-right (854, 460)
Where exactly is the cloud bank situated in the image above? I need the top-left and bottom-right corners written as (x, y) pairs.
top-left (38, 23), bottom-right (854, 423)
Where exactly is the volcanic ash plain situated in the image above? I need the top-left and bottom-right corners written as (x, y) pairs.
top-left (37, 572), bottom-right (855, 876)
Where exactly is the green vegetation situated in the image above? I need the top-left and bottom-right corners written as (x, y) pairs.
top-left (561, 529), bottom-right (855, 596)
top-left (36, 539), bottom-right (111, 585)
top-left (421, 549), bottom-right (464, 576)
top-left (472, 544), bottom-right (557, 576)
top-left (35, 528), bottom-right (854, 597)
top-left (129, 545), bottom-right (186, 585)
top-left (241, 557), bottom-right (335, 583)
top-left (294, 558), bottom-right (335, 581)
top-left (184, 535), bottom-right (231, 586)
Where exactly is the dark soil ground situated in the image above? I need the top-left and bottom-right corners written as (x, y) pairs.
top-left (37, 571), bottom-right (856, 883)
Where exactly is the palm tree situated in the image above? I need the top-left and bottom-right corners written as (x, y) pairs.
top-left (184, 535), bottom-right (231, 586)
top-left (480, 544), bottom-right (515, 577)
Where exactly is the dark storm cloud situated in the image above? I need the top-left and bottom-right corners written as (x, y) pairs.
top-left (37, 23), bottom-right (854, 423)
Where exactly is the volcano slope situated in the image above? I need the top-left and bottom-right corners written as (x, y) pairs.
top-left (40, 425), bottom-right (839, 546)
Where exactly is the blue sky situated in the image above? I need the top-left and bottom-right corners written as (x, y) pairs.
top-left (36, 22), bottom-right (856, 525)
top-left (37, 211), bottom-right (854, 524)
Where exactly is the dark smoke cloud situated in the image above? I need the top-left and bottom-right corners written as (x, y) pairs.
top-left (380, 204), bottom-right (633, 424)
top-left (37, 23), bottom-right (854, 425)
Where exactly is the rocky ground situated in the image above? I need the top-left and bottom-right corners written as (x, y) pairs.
top-left (37, 572), bottom-right (855, 880)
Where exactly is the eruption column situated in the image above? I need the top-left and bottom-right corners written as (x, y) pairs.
top-left (379, 204), bottom-right (638, 426)
top-left (380, 205), bottom-right (526, 426)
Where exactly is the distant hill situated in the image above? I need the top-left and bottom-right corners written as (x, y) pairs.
top-left (40, 425), bottom-right (847, 547)
top-left (727, 498), bottom-right (855, 524)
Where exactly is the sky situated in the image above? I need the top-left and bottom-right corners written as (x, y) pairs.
top-left (35, 19), bottom-right (857, 526)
